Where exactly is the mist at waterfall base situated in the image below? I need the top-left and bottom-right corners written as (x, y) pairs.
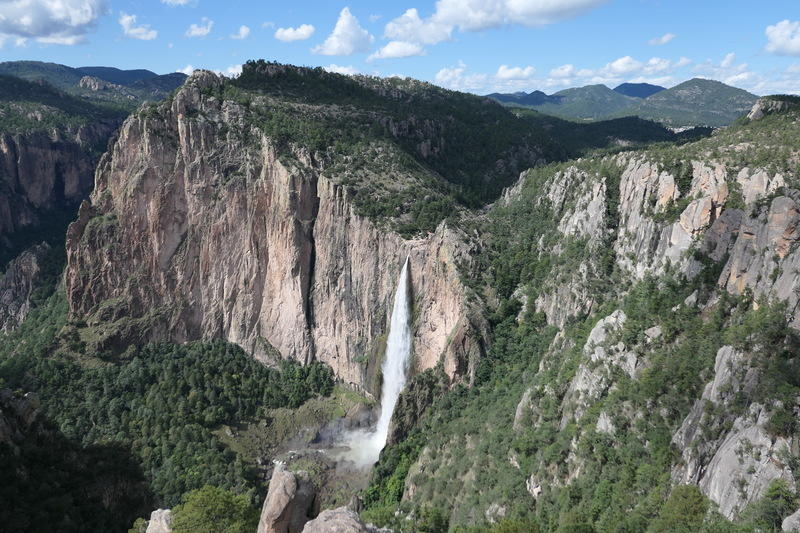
top-left (336, 257), bottom-right (412, 467)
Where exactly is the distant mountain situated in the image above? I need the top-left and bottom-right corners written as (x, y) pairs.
top-left (488, 78), bottom-right (758, 127)
top-left (76, 66), bottom-right (159, 86)
top-left (618, 78), bottom-right (759, 128)
top-left (0, 61), bottom-right (187, 109)
top-left (613, 82), bottom-right (665, 98)
top-left (486, 90), bottom-right (561, 107)
top-left (533, 84), bottom-right (639, 120)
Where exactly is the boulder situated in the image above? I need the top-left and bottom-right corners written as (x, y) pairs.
top-left (145, 509), bottom-right (172, 533)
top-left (301, 508), bottom-right (379, 533)
top-left (258, 462), bottom-right (318, 533)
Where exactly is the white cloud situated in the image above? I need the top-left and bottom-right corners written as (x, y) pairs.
top-left (383, 0), bottom-right (605, 50)
top-left (434, 0), bottom-right (608, 31)
top-left (119, 13), bottom-right (157, 40)
top-left (721, 52), bottom-right (736, 68)
top-left (275, 24), bottom-right (315, 42)
top-left (369, 14), bottom-right (382, 22)
top-left (0, 0), bottom-right (105, 45)
top-left (179, 64), bottom-right (196, 75)
top-left (694, 52), bottom-right (754, 87)
top-left (230, 25), bottom-right (250, 40)
top-left (220, 64), bottom-right (242, 77)
top-left (312, 7), bottom-right (373, 55)
top-left (324, 64), bottom-right (359, 75)
top-left (384, 8), bottom-right (451, 45)
top-left (262, 21), bottom-right (275, 28)
top-left (549, 64), bottom-right (576, 78)
top-left (496, 64), bottom-right (536, 79)
top-left (368, 40), bottom-right (425, 60)
top-left (162, 0), bottom-right (190, 5)
top-left (648, 32), bottom-right (675, 45)
top-left (434, 61), bottom-right (488, 91)
top-left (186, 17), bottom-right (213, 37)
top-left (604, 55), bottom-right (643, 75)
top-left (766, 20), bottom-right (800, 56)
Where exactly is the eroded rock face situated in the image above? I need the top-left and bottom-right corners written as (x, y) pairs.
top-left (258, 463), bottom-right (319, 533)
top-left (0, 243), bottom-right (50, 332)
top-left (672, 346), bottom-right (795, 520)
top-left (65, 71), bottom-right (483, 391)
top-left (145, 509), bottom-right (172, 533)
top-left (0, 122), bottom-right (116, 241)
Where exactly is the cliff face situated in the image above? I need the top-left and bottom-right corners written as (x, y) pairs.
top-left (0, 121), bottom-right (116, 243)
top-left (65, 71), bottom-right (483, 391)
top-left (394, 100), bottom-right (800, 526)
top-left (0, 243), bottom-right (51, 332)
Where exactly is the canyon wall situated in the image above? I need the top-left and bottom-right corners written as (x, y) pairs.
top-left (65, 71), bottom-right (484, 392)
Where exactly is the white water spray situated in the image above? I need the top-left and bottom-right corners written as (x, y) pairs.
top-left (339, 256), bottom-right (412, 466)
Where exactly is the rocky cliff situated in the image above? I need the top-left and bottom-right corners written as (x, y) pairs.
top-left (374, 97), bottom-right (800, 529)
top-left (0, 121), bottom-right (116, 246)
top-left (65, 71), bottom-right (485, 392)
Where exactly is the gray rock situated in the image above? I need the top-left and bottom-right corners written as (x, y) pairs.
top-left (258, 462), bottom-right (318, 533)
top-left (301, 508), bottom-right (382, 532)
top-left (145, 509), bottom-right (172, 533)
top-left (783, 508), bottom-right (800, 532)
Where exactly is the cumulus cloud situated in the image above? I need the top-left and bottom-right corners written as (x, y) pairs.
top-left (0, 0), bottom-right (106, 45)
top-left (496, 64), bottom-right (536, 79)
top-left (275, 24), bottom-right (315, 42)
top-left (179, 64), bottom-right (196, 75)
top-left (384, 8), bottom-right (451, 45)
top-left (648, 32), bottom-right (675, 45)
top-left (119, 13), bottom-right (157, 40)
top-left (766, 20), bottom-right (800, 56)
top-left (383, 0), bottom-right (606, 51)
top-left (604, 56), bottom-right (643, 75)
top-left (230, 25), bottom-right (250, 40)
top-left (324, 64), bottom-right (359, 75)
top-left (694, 52), bottom-right (754, 87)
top-left (549, 64), bottom-right (576, 78)
top-left (312, 7), bottom-right (373, 55)
top-left (368, 40), bottom-right (425, 60)
top-left (186, 17), bottom-right (213, 37)
top-left (434, 61), bottom-right (489, 91)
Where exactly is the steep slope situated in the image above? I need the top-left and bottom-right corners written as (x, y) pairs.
top-left (613, 82), bottom-right (666, 98)
top-left (0, 75), bottom-right (121, 262)
top-left (364, 99), bottom-right (800, 531)
top-left (64, 66), bottom-right (500, 392)
top-left (623, 78), bottom-right (758, 127)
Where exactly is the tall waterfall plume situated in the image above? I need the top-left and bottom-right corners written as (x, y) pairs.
top-left (338, 256), bottom-right (413, 466)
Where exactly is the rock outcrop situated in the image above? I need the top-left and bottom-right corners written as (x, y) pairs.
top-left (0, 243), bottom-right (51, 332)
top-left (747, 96), bottom-right (800, 121)
top-left (0, 389), bottom-right (40, 449)
top-left (672, 346), bottom-right (795, 519)
top-left (258, 462), bottom-right (319, 533)
top-left (145, 509), bottom-right (172, 533)
top-left (65, 71), bottom-right (484, 391)
top-left (301, 507), bottom-right (382, 533)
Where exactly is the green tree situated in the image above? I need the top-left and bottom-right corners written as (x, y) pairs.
top-left (170, 486), bottom-right (259, 533)
top-left (741, 479), bottom-right (797, 531)
top-left (648, 485), bottom-right (708, 533)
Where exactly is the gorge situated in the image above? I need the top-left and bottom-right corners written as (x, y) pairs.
top-left (2, 58), bottom-right (800, 533)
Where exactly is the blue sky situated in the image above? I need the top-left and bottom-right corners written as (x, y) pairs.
top-left (1, 0), bottom-right (799, 95)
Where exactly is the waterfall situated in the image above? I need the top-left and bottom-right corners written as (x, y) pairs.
top-left (338, 256), bottom-right (412, 466)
